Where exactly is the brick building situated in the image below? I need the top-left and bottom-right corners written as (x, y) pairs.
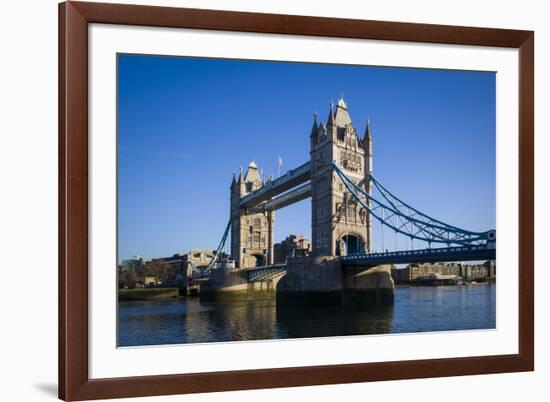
top-left (273, 234), bottom-right (311, 264)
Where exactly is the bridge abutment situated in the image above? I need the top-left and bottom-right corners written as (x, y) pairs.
top-left (199, 267), bottom-right (282, 302)
top-left (276, 256), bottom-right (394, 306)
top-left (276, 256), bottom-right (343, 305)
top-left (342, 265), bottom-right (395, 305)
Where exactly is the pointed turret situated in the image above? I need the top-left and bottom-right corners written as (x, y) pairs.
top-left (334, 96), bottom-right (352, 127)
top-left (244, 160), bottom-right (261, 183)
top-left (326, 100), bottom-right (335, 127)
top-left (310, 112), bottom-right (319, 140)
top-left (310, 112), bottom-right (319, 136)
top-left (362, 118), bottom-right (373, 145)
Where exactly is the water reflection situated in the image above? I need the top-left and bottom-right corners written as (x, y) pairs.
top-left (183, 300), bottom-right (278, 342)
top-left (276, 303), bottom-right (393, 339)
top-left (118, 284), bottom-right (495, 347)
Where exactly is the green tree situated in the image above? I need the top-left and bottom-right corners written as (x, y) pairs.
top-left (118, 265), bottom-right (138, 289)
top-left (143, 259), bottom-right (171, 284)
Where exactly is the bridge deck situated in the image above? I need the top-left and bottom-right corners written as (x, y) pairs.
top-left (243, 264), bottom-right (287, 282)
top-left (341, 244), bottom-right (495, 266)
top-left (191, 245), bottom-right (494, 282)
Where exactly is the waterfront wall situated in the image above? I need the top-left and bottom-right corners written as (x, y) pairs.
top-left (118, 287), bottom-right (180, 301)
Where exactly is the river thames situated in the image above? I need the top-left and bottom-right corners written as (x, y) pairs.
top-left (118, 283), bottom-right (496, 347)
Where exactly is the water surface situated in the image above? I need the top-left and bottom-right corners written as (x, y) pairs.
top-left (118, 284), bottom-right (496, 347)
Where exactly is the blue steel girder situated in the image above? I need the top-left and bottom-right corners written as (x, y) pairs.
top-left (190, 219), bottom-right (231, 277)
top-left (341, 244), bottom-right (495, 266)
top-left (333, 163), bottom-right (495, 246)
top-left (245, 264), bottom-right (287, 282)
top-left (370, 175), bottom-right (483, 241)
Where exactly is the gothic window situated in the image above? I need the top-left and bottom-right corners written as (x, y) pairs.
top-left (253, 234), bottom-right (260, 243)
top-left (253, 218), bottom-right (261, 228)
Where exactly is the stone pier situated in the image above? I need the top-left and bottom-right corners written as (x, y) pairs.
top-left (199, 267), bottom-right (283, 302)
top-left (342, 264), bottom-right (395, 305)
top-left (276, 256), bottom-right (394, 306)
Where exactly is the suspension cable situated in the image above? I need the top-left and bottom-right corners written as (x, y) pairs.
top-left (333, 163), bottom-right (491, 246)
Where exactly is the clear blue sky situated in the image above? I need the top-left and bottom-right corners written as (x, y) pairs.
top-left (118, 54), bottom-right (495, 262)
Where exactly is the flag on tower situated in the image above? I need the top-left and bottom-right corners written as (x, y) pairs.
top-left (278, 156), bottom-right (283, 167)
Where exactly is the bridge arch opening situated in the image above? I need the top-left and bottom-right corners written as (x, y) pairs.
top-left (340, 234), bottom-right (365, 256)
top-left (250, 253), bottom-right (266, 267)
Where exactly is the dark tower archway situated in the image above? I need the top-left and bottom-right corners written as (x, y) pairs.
top-left (251, 253), bottom-right (266, 267)
top-left (340, 234), bottom-right (364, 256)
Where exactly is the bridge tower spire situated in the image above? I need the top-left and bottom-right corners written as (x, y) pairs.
top-left (310, 97), bottom-right (372, 256)
top-left (310, 112), bottom-right (319, 138)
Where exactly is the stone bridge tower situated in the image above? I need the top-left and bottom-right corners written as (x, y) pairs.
top-left (310, 98), bottom-right (373, 256)
top-left (230, 162), bottom-right (275, 268)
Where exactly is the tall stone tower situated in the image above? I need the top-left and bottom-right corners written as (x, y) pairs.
top-left (310, 98), bottom-right (373, 256)
top-left (230, 162), bottom-right (275, 268)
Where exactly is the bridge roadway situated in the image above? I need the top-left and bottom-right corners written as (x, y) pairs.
top-left (341, 244), bottom-right (495, 266)
top-left (243, 263), bottom-right (287, 282)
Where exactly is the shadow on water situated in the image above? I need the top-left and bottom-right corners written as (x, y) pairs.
top-left (275, 303), bottom-right (394, 340)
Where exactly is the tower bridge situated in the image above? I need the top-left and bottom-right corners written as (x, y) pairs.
top-left (194, 98), bottom-right (495, 304)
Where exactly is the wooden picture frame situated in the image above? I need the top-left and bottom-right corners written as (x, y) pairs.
top-left (59, 1), bottom-right (534, 400)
